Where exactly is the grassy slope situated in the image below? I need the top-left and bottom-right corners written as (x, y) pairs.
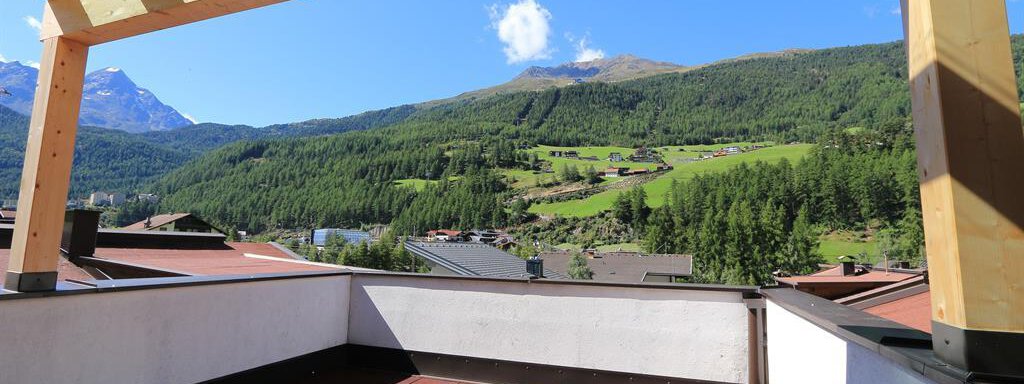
top-left (819, 230), bottom-right (879, 264)
top-left (532, 145), bottom-right (661, 171)
top-left (529, 144), bottom-right (813, 217)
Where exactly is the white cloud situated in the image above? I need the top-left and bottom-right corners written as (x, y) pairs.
top-left (25, 61), bottom-right (40, 69)
top-left (24, 16), bottom-right (42, 32)
top-left (489, 0), bottom-right (553, 64)
top-left (572, 35), bottom-right (605, 62)
top-left (0, 54), bottom-right (9, 63)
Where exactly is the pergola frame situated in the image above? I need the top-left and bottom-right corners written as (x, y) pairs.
top-left (6, 0), bottom-right (1024, 376)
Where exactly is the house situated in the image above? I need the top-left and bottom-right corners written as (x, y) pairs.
top-left (404, 241), bottom-right (565, 279)
top-left (540, 252), bottom-right (692, 283)
top-left (88, 192), bottom-right (109, 206)
top-left (425, 229), bottom-right (465, 242)
top-left (137, 194), bottom-right (160, 203)
top-left (311, 228), bottom-right (372, 247)
top-left (548, 150), bottom-right (563, 157)
top-left (108, 193), bottom-right (126, 206)
top-left (564, 150), bottom-right (579, 158)
top-left (628, 146), bottom-right (659, 162)
top-left (604, 167), bottom-right (628, 177)
top-left (464, 229), bottom-right (501, 244)
top-left (608, 152), bottom-right (623, 162)
top-left (0, 210), bottom-right (14, 225)
top-left (656, 163), bottom-right (673, 171)
top-left (625, 168), bottom-right (649, 176)
top-left (774, 261), bottom-right (920, 300)
top-left (723, 146), bottom-right (742, 155)
top-left (123, 213), bottom-right (223, 234)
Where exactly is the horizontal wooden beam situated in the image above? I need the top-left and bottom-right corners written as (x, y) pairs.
top-left (42, 0), bottom-right (289, 46)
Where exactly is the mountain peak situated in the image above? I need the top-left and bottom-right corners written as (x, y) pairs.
top-left (0, 61), bottom-right (193, 133)
top-left (515, 54), bottom-right (687, 82)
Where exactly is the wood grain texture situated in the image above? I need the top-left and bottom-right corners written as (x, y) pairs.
top-left (8, 37), bottom-right (89, 273)
top-left (902, 0), bottom-right (1024, 332)
top-left (42, 0), bottom-right (289, 45)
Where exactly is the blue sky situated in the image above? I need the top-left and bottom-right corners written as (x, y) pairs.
top-left (1, 0), bottom-right (1022, 127)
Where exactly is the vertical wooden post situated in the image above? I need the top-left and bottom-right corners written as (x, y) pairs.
top-left (4, 37), bottom-right (88, 292)
top-left (901, 0), bottom-right (1024, 376)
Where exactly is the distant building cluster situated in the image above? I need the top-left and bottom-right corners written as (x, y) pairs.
top-left (79, 192), bottom-right (159, 207)
top-left (88, 191), bottom-right (126, 207)
top-left (424, 229), bottom-right (513, 247)
top-left (311, 228), bottom-right (373, 248)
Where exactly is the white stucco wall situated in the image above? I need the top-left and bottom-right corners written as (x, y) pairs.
top-left (0, 275), bottom-right (350, 384)
top-left (766, 300), bottom-right (935, 384)
top-left (348, 274), bottom-right (752, 383)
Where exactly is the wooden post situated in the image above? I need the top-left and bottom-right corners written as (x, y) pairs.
top-left (4, 37), bottom-right (88, 292)
top-left (901, 0), bottom-right (1024, 376)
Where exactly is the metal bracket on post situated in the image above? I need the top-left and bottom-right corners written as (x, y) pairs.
top-left (3, 271), bottom-right (57, 292)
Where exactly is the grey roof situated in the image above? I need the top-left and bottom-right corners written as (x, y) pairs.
top-left (540, 252), bottom-right (692, 283)
top-left (405, 242), bottom-right (566, 279)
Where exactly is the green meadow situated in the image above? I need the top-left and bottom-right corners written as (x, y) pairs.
top-left (529, 144), bottom-right (813, 217)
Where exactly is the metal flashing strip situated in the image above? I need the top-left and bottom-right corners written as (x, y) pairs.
top-left (762, 288), bottom-right (977, 384)
top-left (354, 269), bottom-right (762, 295)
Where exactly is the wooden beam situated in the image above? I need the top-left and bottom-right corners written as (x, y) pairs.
top-left (902, 0), bottom-right (1024, 375)
top-left (42, 0), bottom-right (288, 46)
top-left (5, 37), bottom-right (89, 292)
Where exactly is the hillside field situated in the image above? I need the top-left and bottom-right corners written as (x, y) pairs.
top-left (529, 144), bottom-right (813, 217)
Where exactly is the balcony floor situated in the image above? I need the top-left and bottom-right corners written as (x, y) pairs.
top-left (325, 368), bottom-right (471, 384)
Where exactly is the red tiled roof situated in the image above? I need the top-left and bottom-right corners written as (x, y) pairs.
top-left (427, 230), bottom-right (462, 237)
top-left (122, 213), bottom-right (191, 231)
top-left (835, 275), bottom-right (933, 333)
top-left (92, 242), bottom-right (336, 276)
top-left (776, 266), bottom-right (916, 284)
top-left (0, 250), bottom-right (93, 286)
top-left (863, 291), bottom-right (932, 333)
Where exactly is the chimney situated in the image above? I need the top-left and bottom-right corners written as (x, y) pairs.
top-left (61, 209), bottom-right (99, 258)
top-left (840, 261), bottom-right (856, 276)
top-left (526, 256), bottom-right (544, 278)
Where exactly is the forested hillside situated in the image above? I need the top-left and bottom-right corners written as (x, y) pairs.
top-left (150, 38), bottom-right (1013, 233)
top-left (643, 124), bottom-right (922, 285)
top-left (0, 104), bottom-right (419, 198)
top-left (0, 105), bottom-right (188, 198)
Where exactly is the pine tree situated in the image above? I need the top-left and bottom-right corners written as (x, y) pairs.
top-left (567, 252), bottom-right (594, 280)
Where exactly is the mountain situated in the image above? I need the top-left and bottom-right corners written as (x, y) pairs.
top-left (518, 54), bottom-right (688, 82)
top-left (0, 61), bottom-right (192, 133)
top-left (0, 102), bottom-right (420, 199)
top-left (428, 52), bottom-right (806, 106)
top-left (80, 67), bottom-right (193, 132)
top-left (153, 40), bottom-right (927, 232)
top-left (0, 104), bottom-right (188, 199)
top-left (0, 61), bottom-right (38, 116)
